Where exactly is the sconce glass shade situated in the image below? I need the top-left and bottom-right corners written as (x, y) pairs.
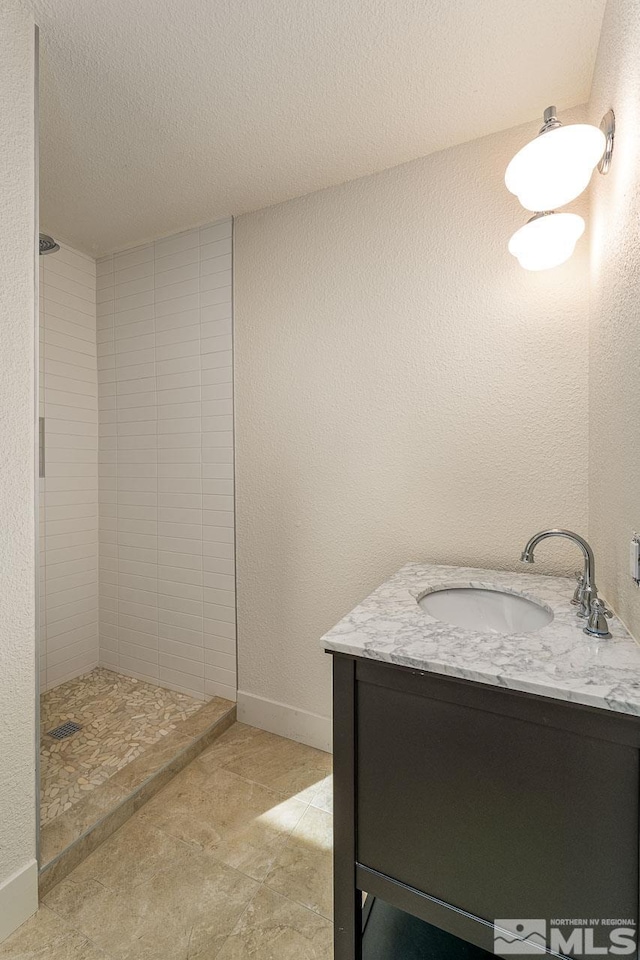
top-left (505, 124), bottom-right (606, 211)
top-left (508, 212), bottom-right (585, 271)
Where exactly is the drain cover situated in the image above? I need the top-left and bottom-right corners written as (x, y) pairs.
top-left (47, 720), bottom-right (82, 740)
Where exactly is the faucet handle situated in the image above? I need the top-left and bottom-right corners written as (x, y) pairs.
top-left (584, 598), bottom-right (613, 639)
top-left (594, 597), bottom-right (612, 617)
top-left (571, 571), bottom-right (585, 606)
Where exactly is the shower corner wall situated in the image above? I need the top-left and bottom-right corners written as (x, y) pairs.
top-left (39, 218), bottom-right (236, 706)
top-left (96, 217), bottom-right (236, 703)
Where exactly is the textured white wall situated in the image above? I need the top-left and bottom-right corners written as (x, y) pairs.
top-left (235, 110), bottom-right (590, 745)
top-left (0, 0), bottom-right (38, 940)
top-left (588, 0), bottom-right (640, 640)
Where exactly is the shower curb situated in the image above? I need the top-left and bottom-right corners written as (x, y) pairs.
top-left (38, 699), bottom-right (236, 896)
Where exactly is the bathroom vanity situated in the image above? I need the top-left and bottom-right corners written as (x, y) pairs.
top-left (323, 564), bottom-right (640, 960)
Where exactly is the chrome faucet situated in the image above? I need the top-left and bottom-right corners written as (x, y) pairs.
top-left (520, 529), bottom-right (612, 638)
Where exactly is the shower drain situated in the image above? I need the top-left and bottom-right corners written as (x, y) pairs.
top-left (47, 720), bottom-right (82, 741)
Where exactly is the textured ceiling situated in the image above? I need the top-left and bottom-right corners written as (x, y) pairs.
top-left (35, 0), bottom-right (606, 256)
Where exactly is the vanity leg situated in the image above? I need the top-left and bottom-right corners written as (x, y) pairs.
top-left (333, 655), bottom-right (363, 960)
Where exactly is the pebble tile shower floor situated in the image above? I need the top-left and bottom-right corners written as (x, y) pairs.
top-left (40, 668), bottom-right (204, 826)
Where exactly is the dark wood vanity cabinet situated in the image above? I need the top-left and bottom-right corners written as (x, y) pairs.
top-left (332, 653), bottom-right (640, 960)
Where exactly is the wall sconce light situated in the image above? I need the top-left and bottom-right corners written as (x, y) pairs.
top-left (506, 107), bottom-right (610, 210)
top-left (507, 106), bottom-right (615, 270)
top-left (508, 212), bottom-right (585, 271)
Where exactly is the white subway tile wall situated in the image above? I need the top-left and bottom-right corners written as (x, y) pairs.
top-left (96, 220), bottom-right (236, 702)
top-left (40, 244), bottom-right (99, 691)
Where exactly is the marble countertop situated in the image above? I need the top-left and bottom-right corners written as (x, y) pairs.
top-left (322, 562), bottom-right (640, 716)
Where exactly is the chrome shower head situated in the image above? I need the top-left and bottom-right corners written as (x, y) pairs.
top-left (39, 234), bottom-right (60, 255)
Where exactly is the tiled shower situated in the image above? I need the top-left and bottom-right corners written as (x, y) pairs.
top-left (38, 219), bottom-right (236, 855)
top-left (39, 243), bottom-right (99, 690)
top-left (96, 220), bottom-right (236, 702)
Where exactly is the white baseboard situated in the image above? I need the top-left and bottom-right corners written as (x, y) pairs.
top-left (237, 691), bottom-right (332, 753)
top-left (0, 859), bottom-right (38, 944)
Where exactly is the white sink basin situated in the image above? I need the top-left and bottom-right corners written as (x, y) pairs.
top-left (418, 585), bottom-right (553, 635)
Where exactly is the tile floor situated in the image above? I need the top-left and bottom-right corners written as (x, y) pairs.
top-left (4, 722), bottom-right (333, 960)
top-left (40, 669), bottom-right (204, 826)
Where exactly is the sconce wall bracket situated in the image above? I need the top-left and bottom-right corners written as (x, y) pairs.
top-left (598, 109), bottom-right (615, 175)
top-left (539, 105), bottom-right (562, 135)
